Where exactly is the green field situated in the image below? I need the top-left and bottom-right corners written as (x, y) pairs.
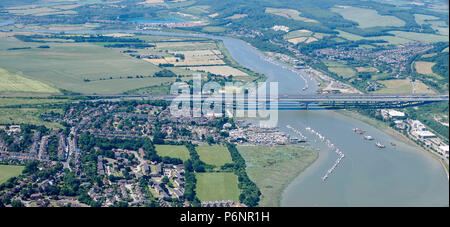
top-left (196, 144), bottom-right (233, 167)
top-left (332, 6), bottom-right (405, 28)
top-left (195, 172), bottom-right (240, 202)
top-left (0, 36), bottom-right (163, 94)
top-left (265, 7), bottom-right (318, 23)
top-left (0, 165), bottom-right (24, 184)
top-left (0, 97), bottom-right (69, 107)
top-left (237, 145), bottom-right (318, 207)
top-left (388, 31), bottom-right (449, 43)
top-left (337, 30), bottom-right (412, 45)
top-left (374, 79), bottom-right (412, 94)
top-left (0, 108), bottom-right (64, 129)
top-left (202, 26), bottom-right (226, 33)
top-left (328, 66), bottom-right (356, 78)
top-left (323, 60), bottom-right (357, 78)
top-left (155, 145), bottom-right (190, 161)
top-left (0, 67), bottom-right (60, 94)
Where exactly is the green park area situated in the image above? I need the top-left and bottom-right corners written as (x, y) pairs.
top-left (196, 144), bottom-right (233, 167)
top-left (155, 145), bottom-right (191, 161)
top-left (195, 172), bottom-right (240, 202)
top-left (0, 165), bottom-right (24, 184)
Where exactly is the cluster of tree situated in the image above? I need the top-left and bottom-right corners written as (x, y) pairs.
top-left (104, 43), bottom-right (155, 49)
top-left (406, 102), bottom-right (449, 140)
top-left (183, 143), bottom-right (207, 207)
top-left (158, 63), bottom-right (175, 67)
top-left (7, 47), bottom-right (32, 51)
top-left (174, 54), bottom-right (185, 60)
top-left (51, 34), bottom-right (146, 43)
top-left (0, 124), bottom-right (48, 154)
top-left (185, 143), bottom-right (208, 173)
top-left (226, 143), bottom-right (261, 207)
top-left (154, 69), bottom-right (177, 78)
top-left (46, 135), bottom-right (60, 161)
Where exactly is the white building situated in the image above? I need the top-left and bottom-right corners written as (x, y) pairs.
top-left (410, 120), bottom-right (427, 131)
top-left (438, 145), bottom-right (449, 158)
top-left (413, 130), bottom-right (437, 140)
top-left (387, 110), bottom-right (406, 119)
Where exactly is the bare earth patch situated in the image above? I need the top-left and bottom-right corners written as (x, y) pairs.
top-left (415, 61), bottom-right (436, 75)
top-left (226, 14), bottom-right (248, 20)
top-left (187, 66), bottom-right (248, 77)
top-left (137, 0), bottom-right (165, 5)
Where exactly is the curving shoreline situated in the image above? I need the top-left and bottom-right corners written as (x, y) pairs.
top-left (335, 109), bottom-right (449, 180)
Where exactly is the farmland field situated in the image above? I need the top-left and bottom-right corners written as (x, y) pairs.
top-left (332, 6), bottom-right (405, 28)
top-left (373, 79), bottom-right (412, 94)
top-left (0, 36), bottom-right (164, 94)
top-left (0, 67), bottom-right (60, 94)
top-left (202, 26), bottom-right (226, 33)
top-left (415, 61), bottom-right (436, 75)
top-left (195, 172), bottom-right (240, 202)
top-left (0, 108), bottom-right (64, 129)
top-left (0, 97), bottom-right (69, 107)
top-left (413, 81), bottom-right (436, 94)
top-left (187, 66), bottom-right (248, 77)
top-left (155, 145), bottom-right (190, 161)
top-left (336, 30), bottom-right (412, 45)
top-left (388, 31), bottom-right (449, 43)
top-left (265, 8), bottom-right (318, 23)
top-left (355, 67), bottom-right (378, 73)
top-left (328, 66), bottom-right (356, 78)
top-left (237, 145), bottom-right (318, 207)
top-left (196, 144), bottom-right (233, 167)
top-left (0, 165), bottom-right (24, 184)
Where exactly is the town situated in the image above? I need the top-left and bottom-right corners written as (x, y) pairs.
top-left (0, 99), bottom-right (300, 207)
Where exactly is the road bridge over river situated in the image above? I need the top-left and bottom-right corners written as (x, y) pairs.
top-left (76, 94), bottom-right (449, 110)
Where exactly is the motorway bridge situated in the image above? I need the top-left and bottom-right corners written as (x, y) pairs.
top-left (82, 94), bottom-right (449, 110)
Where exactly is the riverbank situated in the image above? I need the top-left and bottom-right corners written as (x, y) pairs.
top-left (237, 145), bottom-right (318, 207)
top-left (335, 109), bottom-right (449, 179)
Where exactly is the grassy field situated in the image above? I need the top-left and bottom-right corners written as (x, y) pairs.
top-left (0, 165), bottom-right (24, 184)
top-left (0, 108), bottom-right (64, 129)
top-left (195, 172), bottom-right (240, 202)
top-left (0, 36), bottom-right (163, 94)
top-left (155, 145), bottom-right (190, 161)
top-left (265, 8), bottom-right (318, 23)
top-left (202, 26), bottom-right (226, 33)
top-left (389, 31), bottom-right (448, 43)
top-left (283, 29), bottom-right (327, 44)
top-left (332, 6), bottom-right (405, 28)
top-left (413, 81), bottom-right (436, 94)
top-left (374, 79), bottom-right (412, 94)
top-left (355, 67), bottom-right (378, 72)
top-left (0, 67), bottom-right (60, 94)
top-left (0, 97), bottom-right (69, 107)
top-left (187, 66), bottom-right (248, 77)
top-left (415, 61), bottom-right (436, 75)
top-left (237, 145), bottom-right (318, 207)
top-left (196, 144), bottom-right (233, 167)
top-left (323, 60), bottom-right (356, 78)
top-left (373, 79), bottom-right (434, 94)
top-left (337, 30), bottom-right (412, 45)
top-left (328, 66), bottom-right (356, 78)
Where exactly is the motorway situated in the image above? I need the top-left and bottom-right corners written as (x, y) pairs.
top-left (68, 94), bottom-right (449, 103)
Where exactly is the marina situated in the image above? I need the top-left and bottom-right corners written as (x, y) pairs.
top-left (305, 127), bottom-right (345, 182)
top-left (36, 29), bottom-right (447, 206)
top-left (286, 125), bottom-right (307, 141)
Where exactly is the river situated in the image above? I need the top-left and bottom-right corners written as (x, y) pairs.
top-left (17, 28), bottom-right (450, 206)
top-left (217, 35), bottom-right (449, 207)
